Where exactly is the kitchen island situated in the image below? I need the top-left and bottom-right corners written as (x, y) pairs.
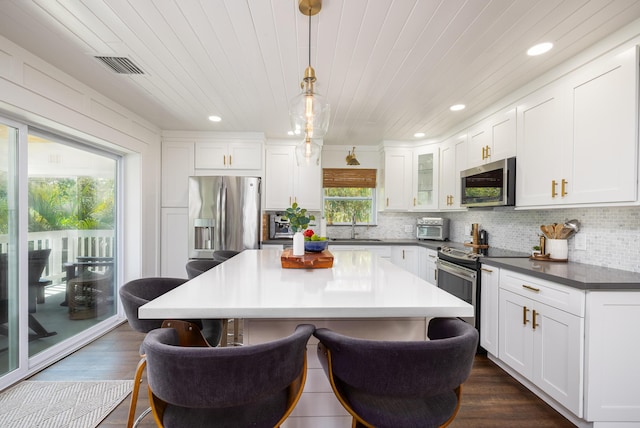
top-left (140, 249), bottom-right (473, 428)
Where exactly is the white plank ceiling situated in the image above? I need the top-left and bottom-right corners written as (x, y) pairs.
top-left (0, 0), bottom-right (640, 146)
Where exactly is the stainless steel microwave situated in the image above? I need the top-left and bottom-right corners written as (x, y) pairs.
top-left (460, 157), bottom-right (516, 208)
top-left (416, 217), bottom-right (449, 241)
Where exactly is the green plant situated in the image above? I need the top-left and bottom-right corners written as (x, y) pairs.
top-left (283, 202), bottom-right (315, 233)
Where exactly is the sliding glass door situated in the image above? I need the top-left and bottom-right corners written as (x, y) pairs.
top-left (0, 120), bottom-right (22, 377)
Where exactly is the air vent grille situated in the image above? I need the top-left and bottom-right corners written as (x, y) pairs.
top-left (94, 56), bottom-right (145, 74)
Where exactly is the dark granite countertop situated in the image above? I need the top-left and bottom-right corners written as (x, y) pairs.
top-left (481, 257), bottom-right (640, 291)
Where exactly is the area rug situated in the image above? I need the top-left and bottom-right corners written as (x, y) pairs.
top-left (0, 380), bottom-right (133, 427)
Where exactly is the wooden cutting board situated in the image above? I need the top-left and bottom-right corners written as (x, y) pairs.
top-left (281, 249), bottom-right (334, 269)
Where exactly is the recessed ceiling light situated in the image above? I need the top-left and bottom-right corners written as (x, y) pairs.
top-left (527, 42), bottom-right (553, 56)
top-left (208, 115), bottom-right (222, 122)
top-left (414, 132), bottom-right (426, 138)
top-left (450, 104), bottom-right (465, 112)
top-left (287, 131), bottom-right (295, 136)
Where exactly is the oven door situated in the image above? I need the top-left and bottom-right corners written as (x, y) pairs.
top-left (436, 259), bottom-right (477, 327)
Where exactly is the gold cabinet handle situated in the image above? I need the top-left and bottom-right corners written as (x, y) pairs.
top-left (532, 310), bottom-right (539, 330)
top-left (428, 254), bottom-right (436, 259)
top-left (523, 306), bottom-right (530, 325)
top-left (561, 179), bottom-right (568, 197)
top-left (229, 155), bottom-right (232, 166)
top-left (481, 146), bottom-right (486, 160)
top-left (289, 197), bottom-right (292, 205)
top-left (223, 155), bottom-right (226, 166)
top-left (386, 197), bottom-right (389, 207)
top-left (480, 267), bottom-right (493, 273)
top-left (522, 284), bottom-right (540, 293)
top-left (551, 180), bottom-right (557, 198)
top-left (485, 145), bottom-right (490, 159)
top-left (413, 197), bottom-right (416, 206)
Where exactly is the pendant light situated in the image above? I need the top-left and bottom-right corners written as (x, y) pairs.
top-left (290, 0), bottom-right (329, 166)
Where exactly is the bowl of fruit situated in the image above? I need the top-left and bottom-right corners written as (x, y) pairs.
top-left (303, 229), bottom-right (328, 252)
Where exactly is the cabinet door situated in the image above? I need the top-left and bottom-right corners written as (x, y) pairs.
top-left (586, 292), bottom-right (640, 421)
top-left (439, 137), bottom-right (466, 210)
top-left (382, 149), bottom-right (412, 211)
top-left (467, 121), bottom-right (490, 168)
top-left (499, 289), bottom-right (534, 379)
top-left (480, 265), bottom-right (499, 356)
top-left (516, 87), bottom-right (570, 207)
top-left (295, 159), bottom-right (322, 211)
top-left (391, 246), bottom-right (420, 276)
top-left (532, 301), bottom-right (584, 417)
top-left (265, 146), bottom-right (295, 210)
top-left (195, 142), bottom-right (228, 169)
top-left (489, 107), bottom-right (516, 162)
top-left (161, 141), bottom-right (194, 207)
top-left (228, 141), bottom-right (263, 170)
top-left (161, 208), bottom-right (189, 277)
top-left (412, 146), bottom-right (439, 211)
top-left (568, 47), bottom-right (637, 204)
top-left (423, 248), bottom-right (437, 285)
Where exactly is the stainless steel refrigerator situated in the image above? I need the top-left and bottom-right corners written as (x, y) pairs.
top-left (188, 176), bottom-right (261, 259)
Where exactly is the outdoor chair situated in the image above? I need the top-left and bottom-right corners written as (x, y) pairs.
top-left (143, 323), bottom-right (315, 428)
top-left (314, 317), bottom-right (478, 428)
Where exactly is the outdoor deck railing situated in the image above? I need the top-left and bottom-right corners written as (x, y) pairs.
top-left (0, 230), bottom-right (115, 285)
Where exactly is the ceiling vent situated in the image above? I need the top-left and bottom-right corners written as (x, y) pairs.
top-left (94, 56), bottom-right (145, 74)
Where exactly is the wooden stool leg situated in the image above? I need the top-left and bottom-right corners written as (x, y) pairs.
top-left (220, 319), bottom-right (228, 347)
top-left (127, 357), bottom-right (146, 428)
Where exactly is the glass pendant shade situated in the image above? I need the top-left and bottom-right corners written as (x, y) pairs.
top-left (289, 90), bottom-right (330, 139)
top-left (295, 138), bottom-right (321, 166)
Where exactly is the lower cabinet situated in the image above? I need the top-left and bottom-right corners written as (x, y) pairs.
top-left (390, 246), bottom-right (420, 277)
top-left (422, 248), bottom-right (437, 285)
top-left (479, 265), bottom-right (499, 355)
top-left (498, 269), bottom-right (584, 417)
top-left (161, 208), bottom-right (189, 278)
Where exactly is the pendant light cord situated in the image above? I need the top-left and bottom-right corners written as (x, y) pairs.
top-left (308, 10), bottom-right (311, 68)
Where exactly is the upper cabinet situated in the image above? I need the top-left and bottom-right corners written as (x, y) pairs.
top-left (264, 144), bottom-right (322, 211)
top-left (467, 107), bottom-right (516, 168)
top-left (412, 145), bottom-right (439, 211)
top-left (517, 46), bottom-right (638, 207)
top-left (380, 148), bottom-right (412, 211)
top-left (162, 141), bottom-right (195, 207)
top-left (439, 136), bottom-right (467, 210)
top-left (380, 145), bottom-right (439, 212)
top-left (195, 140), bottom-right (263, 170)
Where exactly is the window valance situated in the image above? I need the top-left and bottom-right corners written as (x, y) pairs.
top-left (322, 168), bottom-right (377, 188)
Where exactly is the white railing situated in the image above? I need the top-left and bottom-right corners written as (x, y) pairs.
top-left (0, 230), bottom-right (115, 284)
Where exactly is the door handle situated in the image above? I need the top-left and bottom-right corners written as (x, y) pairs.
top-left (523, 306), bottom-right (530, 325)
top-left (532, 310), bottom-right (539, 330)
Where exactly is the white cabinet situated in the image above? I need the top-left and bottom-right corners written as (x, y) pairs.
top-left (517, 47), bottom-right (638, 207)
top-left (328, 245), bottom-right (391, 260)
top-left (160, 208), bottom-right (189, 277)
top-left (162, 141), bottom-right (194, 207)
top-left (498, 270), bottom-right (584, 416)
top-left (381, 145), bottom-right (440, 212)
top-left (421, 248), bottom-right (437, 285)
top-left (467, 107), bottom-right (516, 168)
top-left (585, 291), bottom-right (640, 422)
top-left (438, 136), bottom-right (467, 210)
top-left (390, 246), bottom-right (420, 277)
top-left (380, 148), bottom-right (412, 211)
top-left (479, 265), bottom-right (499, 356)
top-left (195, 140), bottom-right (263, 170)
top-left (264, 145), bottom-right (322, 211)
top-left (412, 146), bottom-right (439, 211)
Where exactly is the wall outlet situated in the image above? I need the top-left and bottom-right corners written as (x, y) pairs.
top-left (574, 233), bottom-right (587, 251)
top-left (404, 224), bottom-right (413, 233)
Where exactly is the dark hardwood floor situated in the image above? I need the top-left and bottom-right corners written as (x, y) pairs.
top-left (29, 322), bottom-right (575, 427)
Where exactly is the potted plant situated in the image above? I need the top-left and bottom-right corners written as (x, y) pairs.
top-left (283, 203), bottom-right (315, 255)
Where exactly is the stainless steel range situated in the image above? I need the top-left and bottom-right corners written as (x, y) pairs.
top-left (436, 245), bottom-right (529, 352)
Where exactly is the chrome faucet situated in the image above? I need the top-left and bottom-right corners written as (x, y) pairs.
top-left (351, 212), bottom-right (357, 239)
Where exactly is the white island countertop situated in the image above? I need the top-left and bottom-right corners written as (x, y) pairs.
top-left (139, 249), bottom-right (473, 320)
